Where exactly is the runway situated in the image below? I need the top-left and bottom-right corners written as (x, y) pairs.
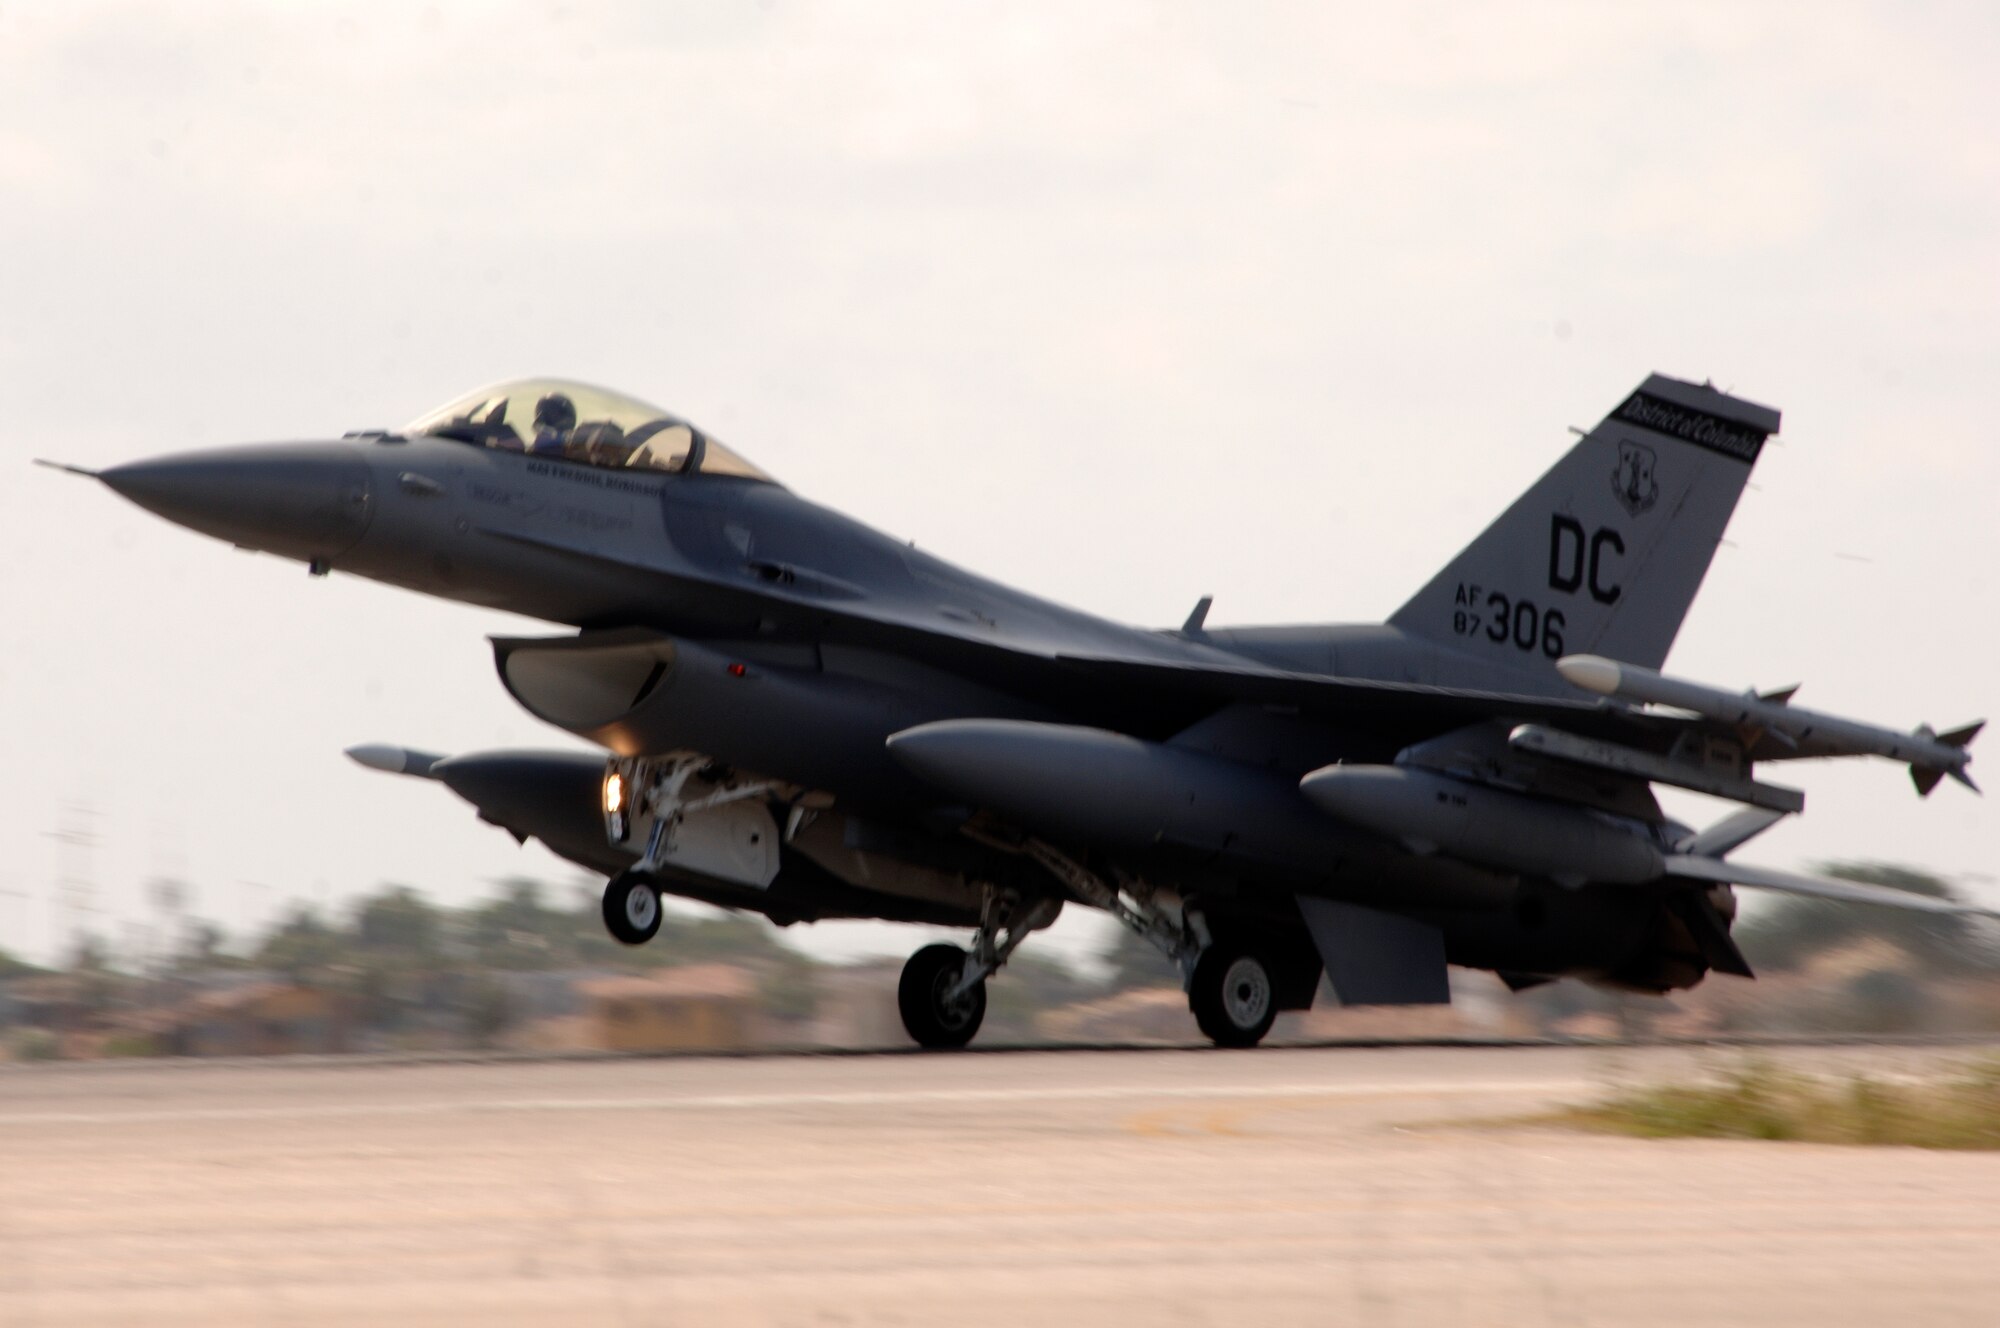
top-left (4, 1043), bottom-right (1999, 1326)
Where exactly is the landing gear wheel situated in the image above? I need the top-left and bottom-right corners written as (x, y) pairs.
top-left (898, 943), bottom-right (987, 1050)
top-left (601, 872), bottom-right (662, 946)
top-left (1189, 945), bottom-right (1277, 1048)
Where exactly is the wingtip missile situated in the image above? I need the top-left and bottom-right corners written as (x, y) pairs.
top-left (1554, 654), bottom-right (1622, 696)
top-left (1558, 654), bottom-right (1979, 795)
top-left (344, 744), bottom-right (443, 779)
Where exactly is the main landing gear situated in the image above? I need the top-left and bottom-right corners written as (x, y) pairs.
top-left (1015, 838), bottom-right (1290, 1049)
top-left (898, 943), bottom-right (988, 1049)
top-left (896, 889), bottom-right (1061, 1050)
top-left (1186, 943), bottom-right (1278, 1048)
top-left (601, 871), bottom-right (663, 946)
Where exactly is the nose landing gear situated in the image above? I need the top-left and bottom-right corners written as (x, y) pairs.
top-left (601, 871), bottom-right (663, 946)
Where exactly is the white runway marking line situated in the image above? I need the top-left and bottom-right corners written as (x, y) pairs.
top-left (0, 1077), bottom-right (1587, 1127)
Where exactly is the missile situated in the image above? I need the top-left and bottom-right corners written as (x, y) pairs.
top-left (1298, 764), bottom-right (1665, 887)
top-left (1557, 654), bottom-right (1980, 795)
top-left (344, 744), bottom-right (442, 778)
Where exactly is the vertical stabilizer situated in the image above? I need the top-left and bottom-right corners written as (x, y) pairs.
top-left (1389, 375), bottom-right (1779, 671)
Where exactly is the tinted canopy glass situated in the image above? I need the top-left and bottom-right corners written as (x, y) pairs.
top-left (404, 379), bottom-right (775, 482)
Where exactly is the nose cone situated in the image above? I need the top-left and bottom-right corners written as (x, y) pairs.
top-left (100, 442), bottom-right (373, 563)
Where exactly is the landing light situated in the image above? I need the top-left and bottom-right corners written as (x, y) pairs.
top-left (603, 769), bottom-right (629, 843)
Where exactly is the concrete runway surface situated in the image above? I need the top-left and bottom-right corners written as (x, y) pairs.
top-left (4, 1043), bottom-right (1999, 1326)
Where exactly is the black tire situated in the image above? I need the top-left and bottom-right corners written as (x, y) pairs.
top-left (898, 943), bottom-right (986, 1050)
top-left (601, 872), bottom-right (663, 946)
top-left (1189, 945), bottom-right (1277, 1048)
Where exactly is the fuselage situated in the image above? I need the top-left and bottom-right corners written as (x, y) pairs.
top-left (85, 372), bottom-right (1975, 1045)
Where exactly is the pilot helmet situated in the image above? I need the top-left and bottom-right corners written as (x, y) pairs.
top-left (533, 392), bottom-right (577, 433)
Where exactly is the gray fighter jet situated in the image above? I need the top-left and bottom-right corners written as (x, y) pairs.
top-left (50, 374), bottom-right (1984, 1047)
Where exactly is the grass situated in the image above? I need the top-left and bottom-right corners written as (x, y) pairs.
top-left (1557, 1059), bottom-right (2000, 1150)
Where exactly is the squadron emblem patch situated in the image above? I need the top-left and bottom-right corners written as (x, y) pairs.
top-left (1611, 440), bottom-right (1658, 516)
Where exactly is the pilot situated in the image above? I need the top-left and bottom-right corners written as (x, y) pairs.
top-left (529, 393), bottom-right (577, 456)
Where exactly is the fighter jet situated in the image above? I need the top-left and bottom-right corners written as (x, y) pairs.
top-left (50, 374), bottom-right (1984, 1047)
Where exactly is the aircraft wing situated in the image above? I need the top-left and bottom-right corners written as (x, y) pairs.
top-left (485, 525), bottom-right (1687, 746)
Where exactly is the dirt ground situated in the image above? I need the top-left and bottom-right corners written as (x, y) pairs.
top-left (3, 1042), bottom-right (1997, 1326)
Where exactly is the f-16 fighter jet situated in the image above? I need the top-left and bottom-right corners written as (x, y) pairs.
top-left (50, 375), bottom-right (1983, 1047)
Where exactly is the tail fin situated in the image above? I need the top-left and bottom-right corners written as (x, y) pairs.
top-left (1390, 375), bottom-right (1779, 670)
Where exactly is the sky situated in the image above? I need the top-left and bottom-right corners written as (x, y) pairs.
top-left (1, 2), bottom-right (1995, 969)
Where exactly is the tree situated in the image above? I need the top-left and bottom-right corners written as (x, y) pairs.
top-left (352, 885), bottom-right (444, 965)
top-left (170, 920), bottom-right (236, 974)
top-left (255, 906), bottom-right (342, 986)
top-left (462, 877), bottom-right (575, 971)
top-left (0, 948), bottom-right (46, 979)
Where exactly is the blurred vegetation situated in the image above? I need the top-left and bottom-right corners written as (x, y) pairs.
top-left (1561, 1058), bottom-right (2000, 1149)
top-left (1097, 926), bottom-right (1182, 994)
top-left (3, 859), bottom-right (1995, 1057)
top-left (0, 949), bottom-right (46, 979)
top-left (0, 876), bottom-right (1134, 1056)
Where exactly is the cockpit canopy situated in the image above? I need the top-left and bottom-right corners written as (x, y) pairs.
top-left (404, 379), bottom-right (775, 483)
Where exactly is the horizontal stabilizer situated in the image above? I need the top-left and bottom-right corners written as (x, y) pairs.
top-left (1664, 855), bottom-right (1999, 918)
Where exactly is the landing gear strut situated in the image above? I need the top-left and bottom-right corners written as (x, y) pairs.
top-left (1022, 840), bottom-right (1286, 1048)
top-left (601, 871), bottom-right (662, 946)
top-left (897, 888), bottom-right (1061, 1050)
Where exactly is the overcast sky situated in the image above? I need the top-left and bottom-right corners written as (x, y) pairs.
top-left (1, 2), bottom-right (1994, 968)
